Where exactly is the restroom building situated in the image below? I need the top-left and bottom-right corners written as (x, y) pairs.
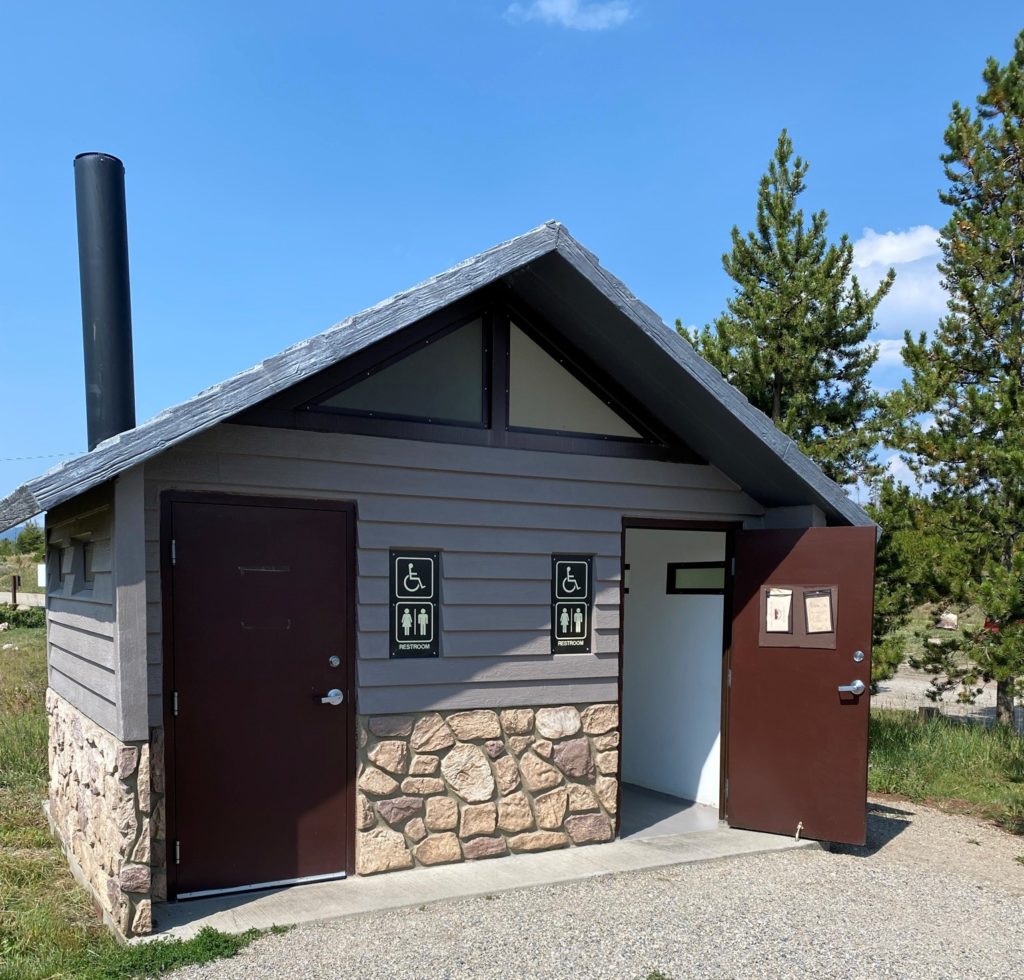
top-left (0, 154), bottom-right (876, 938)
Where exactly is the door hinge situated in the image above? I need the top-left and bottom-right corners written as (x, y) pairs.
top-left (730, 557), bottom-right (735, 575)
top-left (175, 840), bottom-right (181, 865)
top-left (170, 539), bottom-right (176, 566)
top-left (173, 691), bottom-right (179, 717)
top-left (724, 778), bottom-right (729, 799)
top-left (727, 668), bottom-right (732, 688)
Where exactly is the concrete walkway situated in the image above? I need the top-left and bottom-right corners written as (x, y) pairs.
top-left (0, 590), bottom-right (44, 608)
top-left (148, 825), bottom-right (818, 941)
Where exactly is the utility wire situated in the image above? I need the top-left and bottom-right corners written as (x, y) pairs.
top-left (0, 452), bottom-right (82, 462)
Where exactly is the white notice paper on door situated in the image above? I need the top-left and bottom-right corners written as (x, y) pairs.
top-left (804, 590), bottom-right (834, 634)
top-left (765, 588), bottom-right (793, 633)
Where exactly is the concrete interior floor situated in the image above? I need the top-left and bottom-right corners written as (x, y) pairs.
top-left (618, 782), bottom-right (722, 840)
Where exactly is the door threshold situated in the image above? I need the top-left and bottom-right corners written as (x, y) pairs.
top-left (177, 871), bottom-right (347, 901)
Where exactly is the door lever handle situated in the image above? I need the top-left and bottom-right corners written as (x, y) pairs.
top-left (837, 679), bottom-right (866, 696)
top-left (320, 689), bottom-right (344, 706)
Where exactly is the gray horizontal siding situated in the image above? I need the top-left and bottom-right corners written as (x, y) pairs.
top-left (144, 424), bottom-right (764, 719)
top-left (46, 488), bottom-right (118, 732)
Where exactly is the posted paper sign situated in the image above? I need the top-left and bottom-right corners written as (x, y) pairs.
top-left (804, 590), bottom-right (835, 634)
top-left (765, 588), bottom-right (793, 633)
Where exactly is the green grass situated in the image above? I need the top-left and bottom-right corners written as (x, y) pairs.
top-left (0, 554), bottom-right (45, 595)
top-left (869, 708), bottom-right (1024, 834)
top-left (0, 629), bottom-right (277, 979)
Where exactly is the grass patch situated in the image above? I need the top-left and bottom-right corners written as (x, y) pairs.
top-left (0, 629), bottom-right (277, 978)
top-left (870, 708), bottom-right (1024, 833)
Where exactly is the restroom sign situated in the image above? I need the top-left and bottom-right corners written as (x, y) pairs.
top-left (390, 550), bottom-right (439, 658)
top-left (551, 555), bottom-right (593, 652)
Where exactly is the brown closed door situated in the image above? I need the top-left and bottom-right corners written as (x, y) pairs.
top-left (167, 496), bottom-right (355, 898)
top-left (727, 526), bottom-right (876, 845)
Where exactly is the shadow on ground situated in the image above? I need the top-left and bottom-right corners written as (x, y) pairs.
top-left (829, 801), bottom-right (914, 858)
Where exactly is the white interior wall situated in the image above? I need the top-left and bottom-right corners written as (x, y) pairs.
top-left (621, 528), bottom-right (725, 806)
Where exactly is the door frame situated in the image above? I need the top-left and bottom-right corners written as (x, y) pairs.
top-left (617, 517), bottom-right (741, 830)
top-left (159, 490), bottom-right (358, 901)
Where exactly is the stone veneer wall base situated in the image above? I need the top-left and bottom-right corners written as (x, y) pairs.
top-left (46, 689), bottom-right (163, 938)
top-left (356, 703), bottom-right (620, 875)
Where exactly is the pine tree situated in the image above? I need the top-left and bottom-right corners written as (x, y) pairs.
top-left (886, 32), bottom-right (1024, 725)
top-left (682, 131), bottom-right (894, 486)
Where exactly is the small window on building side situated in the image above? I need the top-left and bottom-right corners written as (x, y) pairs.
top-left (318, 319), bottom-right (485, 425)
top-left (666, 562), bottom-right (726, 595)
top-left (46, 546), bottom-right (63, 593)
top-left (70, 537), bottom-right (94, 594)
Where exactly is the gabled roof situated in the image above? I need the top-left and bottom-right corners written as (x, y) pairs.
top-left (0, 221), bottom-right (872, 532)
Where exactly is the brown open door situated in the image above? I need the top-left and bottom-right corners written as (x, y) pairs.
top-left (726, 525), bottom-right (876, 845)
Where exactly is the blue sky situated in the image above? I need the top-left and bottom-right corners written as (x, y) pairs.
top-left (0, 1), bottom-right (1021, 499)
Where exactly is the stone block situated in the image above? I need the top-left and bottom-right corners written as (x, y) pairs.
top-left (440, 744), bottom-right (495, 802)
top-left (401, 777), bottom-right (446, 795)
top-left (132, 899), bottom-right (153, 935)
top-left (117, 745), bottom-right (139, 780)
top-left (137, 744), bottom-right (151, 814)
top-left (593, 732), bottom-right (620, 751)
top-left (368, 740), bottom-right (409, 775)
top-left (497, 791), bottom-right (534, 833)
top-left (357, 827), bottom-right (413, 875)
top-left (596, 776), bottom-right (618, 814)
top-left (535, 706), bottom-right (581, 739)
top-left (519, 752), bottom-right (563, 793)
top-left (534, 739), bottom-right (553, 759)
top-left (447, 710), bottom-right (501, 741)
top-left (534, 787), bottom-right (568, 830)
top-left (410, 754), bottom-right (440, 776)
top-left (508, 736), bottom-right (533, 756)
top-left (356, 793), bottom-right (377, 830)
top-left (499, 708), bottom-right (535, 735)
top-left (463, 836), bottom-right (508, 860)
top-left (494, 755), bottom-right (521, 795)
top-left (460, 802), bottom-right (497, 838)
top-left (119, 864), bottom-right (151, 894)
top-left (414, 833), bottom-right (462, 866)
top-left (425, 796), bottom-right (459, 831)
top-left (581, 703), bottom-right (618, 735)
top-left (410, 714), bottom-right (456, 752)
top-left (565, 812), bottom-right (613, 844)
top-left (596, 751), bottom-right (619, 776)
top-left (553, 737), bottom-right (594, 780)
top-left (151, 728), bottom-right (165, 794)
top-left (369, 715), bottom-right (415, 737)
top-left (405, 817), bottom-right (428, 843)
top-left (567, 784), bottom-right (599, 813)
top-left (507, 830), bottom-right (570, 853)
top-left (484, 740), bottom-right (505, 759)
top-left (358, 766), bottom-right (400, 797)
top-left (376, 796), bottom-right (425, 826)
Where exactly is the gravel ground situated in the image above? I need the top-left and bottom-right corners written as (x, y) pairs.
top-left (173, 799), bottom-right (1024, 980)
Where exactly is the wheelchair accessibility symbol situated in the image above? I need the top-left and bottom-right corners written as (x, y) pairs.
top-left (394, 555), bottom-right (435, 600)
top-left (555, 560), bottom-right (589, 600)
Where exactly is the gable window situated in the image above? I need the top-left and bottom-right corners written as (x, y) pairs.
top-left (252, 292), bottom-right (696, 462)
top-left (507, 323), bottom-right (641, 439)
top-left (318, 318), bottom-right (486, 426)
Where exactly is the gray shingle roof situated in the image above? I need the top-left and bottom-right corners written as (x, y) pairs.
top-left (0, 221), bottom-right (873, 532)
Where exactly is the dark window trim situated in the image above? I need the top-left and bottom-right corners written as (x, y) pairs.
top-left (307, 311), bottom-right (492, 429)
top-left (501, 302), bottom-right (660, 445)
top-left (665, 560), bottom-right (727, 596)
top-left (233, 286), bottom-right (702, 463)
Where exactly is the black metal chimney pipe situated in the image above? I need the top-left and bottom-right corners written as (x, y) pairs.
top-left (74, 152), bottom-right (136, 451)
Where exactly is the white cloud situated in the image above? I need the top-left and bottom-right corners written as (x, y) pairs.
top-left (885, 454), bottom-right (916, 488)
top-left (854, 225), bottom-right (947, 351)
top-left (853, 225), bottom-right (940, 269)
top-left (505, 0), bottom-right (633, 30)
top-left (875, 338), bottom-right (905, 367)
